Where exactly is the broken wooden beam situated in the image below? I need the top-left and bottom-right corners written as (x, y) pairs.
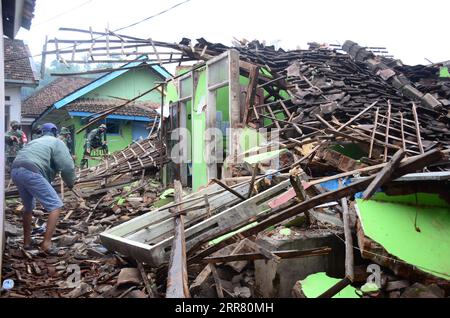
top-left (317, 276), bottom-right (352, 298)
top-left (362, 149), bottom-right (406, 200)
top-left (243, 65), bottom-right (260, 124)
top-left (209, 263), bottom-right (224, 298)
top-left (212, 178), bottom-right (246, 201)
top-left (188, 149), bottom-right (443, 264)
top-left (166, 180), bottom-right (190, 298)
top-left (340, 195), bottom-right (354, 281)
top-left (202, 247), bottom-right (331, 263)
top-left (137, 262), bottom-right (158, 298)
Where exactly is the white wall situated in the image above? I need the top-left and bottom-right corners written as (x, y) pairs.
top-left (5, 86), bottom-right (22, 124)
top-left (0, 1), bottom-right (6, 282)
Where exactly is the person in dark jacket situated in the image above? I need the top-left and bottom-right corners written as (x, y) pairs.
top-left (11, 123), bottom-right (76, 254)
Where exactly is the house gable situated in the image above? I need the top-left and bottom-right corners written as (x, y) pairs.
top-left (53, 58), bottom-right (169, 109)
top-left (84, 66), bottom-right (164, 104)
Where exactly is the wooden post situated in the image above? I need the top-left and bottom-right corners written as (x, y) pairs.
top-left (412, 103), bottom-right (424, 154)
top-left (336, 101), bottom-right (378, 132)
top-left (340, 195), bottom-right (354, 281)
top-left (384, 100), bottom-right (392, 162)
top-left (166, 180), bottom-right (190, 298)
top-left (400, 112), bottom-right (406, 153)
top-left (243, 65), bottom-right (259, 124)
top-left (368, 107), bottom-right (379, 159)
top-left (209, 263), bottom-right (224, 298)
top-left (40, 35), bottom-right (48, 79)
top-left (229, 49), bottom-right (241, 172)
top-left (317, 276), bottom-right (352, 298)
top-left (362, 149), bottom-right (406, 200)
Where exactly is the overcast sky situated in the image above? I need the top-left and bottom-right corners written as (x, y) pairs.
top-left (17, 0), bottom-right (450, 68)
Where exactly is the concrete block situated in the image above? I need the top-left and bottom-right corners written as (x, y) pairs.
top-left (254, 228), bottom-right (345, 298)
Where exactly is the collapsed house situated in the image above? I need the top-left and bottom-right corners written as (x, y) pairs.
top-left (2, 37), bottom-right (449, 298)
top-left (100, 39), bottom-right (450, 298)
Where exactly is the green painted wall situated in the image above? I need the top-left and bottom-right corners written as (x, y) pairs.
top-left (191, 70), bottom-right (208, 191)
top-left (299, 272), bottom-right (359, 298)
top-left (356, 193), bottom-right (450, 280)
top-left (85, 67), bottom-right (163, 103)
top-left (172, 66), bottom-right (291, 191)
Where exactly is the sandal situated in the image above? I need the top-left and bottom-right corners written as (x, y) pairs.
top-left (24, 238), bottom-right (40, 250)
top-left (39, 245), bottom-right (61, 256)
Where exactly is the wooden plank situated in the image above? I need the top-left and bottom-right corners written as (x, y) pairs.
top-left (368, 107), bottom-right (379, 159)
top-left (412, 102), bottom-right (425, 154)
top-left (317, 276), bottom-right (352, 298)
top-left (315, 114), bottom-right (336, 130)
top-left (400, 112), bottom-right (406, 153)
top-left (166, 180), bottom-right (190, 298)
top-left (247, 163), bottom-right (258, 199)
top-left (202, 247), bottom-right (331, 263)
top-left (188, 150), bottom-right (443, 264)
top-left (340, 196), bottom-right (354, 280)
top-left (212, 179), bottom-right (246, 201)
top-left (189, 265), bottom-right (211, 293)
top-left (209, 264), bottom-right (224, 298)
top-left (40, 35), bottom-right (48, 79)
top-left (137, 262), bottom-right (158, 298)
top-left (384, 100), bottom-right (392, 162)
top-left (362, 149), bottom-right (406, 200)
top-left (336, 101), bottom-right (378, 132)
top-left (268, 188), bottom-right (296, 209)
top-left (229, 49), bottom-right (241, 127)
top-left (243, 65), bottom-right (259, 124)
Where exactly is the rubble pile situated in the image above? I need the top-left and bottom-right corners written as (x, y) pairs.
top-left (2, 37), bottom-right (449, 299)
top-left (1, 177), bottom-right (164, 298)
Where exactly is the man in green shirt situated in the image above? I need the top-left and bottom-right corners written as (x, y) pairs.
top-left (11, 123), bottom-right (76, 254)
top-left (81, 124), bottom-right (108, 168)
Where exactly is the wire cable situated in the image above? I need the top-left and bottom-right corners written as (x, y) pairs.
top-left (33, 0), bottom-right (94, 27)
top-left (5, 0), bottom-right (193, 63)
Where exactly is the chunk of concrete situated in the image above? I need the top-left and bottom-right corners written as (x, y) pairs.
top-left (254, 228), bottom-right (345, 297)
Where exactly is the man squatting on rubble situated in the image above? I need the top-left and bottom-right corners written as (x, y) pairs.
top-left (10, 123), bottom-right (76, 254)
top-left (81, 124), bottom-right (108, 167)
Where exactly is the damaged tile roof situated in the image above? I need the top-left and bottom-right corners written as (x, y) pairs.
top-left (22, 77), bottom-right (94, 117)
top-left (66, 98), bottom-right (159, 118)
top-left (4, 38), bottom-right (38, 83)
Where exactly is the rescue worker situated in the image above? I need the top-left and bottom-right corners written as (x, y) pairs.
top-left (59, 127), bottom-right (76, 161)
top-left (81, 124), bottom-right (108, 168)
top-left (31, 124), bottom-right (42, 140)
top-left (10, 123), bottom-right (76, 254)
top-left (5, 121), bottom-right (27, 171)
